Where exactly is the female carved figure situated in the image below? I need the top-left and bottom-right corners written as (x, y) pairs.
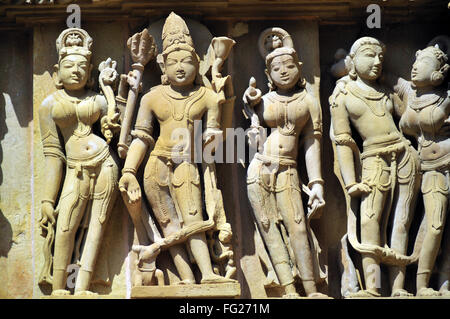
top-left (243, 28), bottom-right (327, 298)
top-left (387, 44), bottom-right (449, 296)
top-left (38, 28), bottom-right (121, 295)
top-left (119, 13), bottom-right (236, 286)
top-left (329, 37), bottom-right (421, 297)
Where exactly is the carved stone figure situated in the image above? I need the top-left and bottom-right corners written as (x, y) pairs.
top-left (38, 28), bottom-right (121, 296)
top-left (118, 12), bottom-right (238, 292)
top-left (329, 37), bottom-right (422, 298)
top-left (243, 27), bottom-right (328, 298)
top-left (384, 43), bottom-right (449, 296)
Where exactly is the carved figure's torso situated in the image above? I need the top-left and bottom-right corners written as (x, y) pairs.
top-left (50, 89), bottom-right (107, 160)
top-left (399, 85), bottom-right (450, 165)
top-left (261, 90), bottom-right (313, 160)
top-left (343, 81), bottom-right (401, 148)
top-left (137, 85), bottom-right (220, 158)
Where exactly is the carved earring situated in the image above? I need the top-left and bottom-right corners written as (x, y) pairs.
top-left (86, 63), bottom-right (95, 89)
top-left (264, 68), bottom-right (275, 91)
top-left (52, 64), bottom-right (64, 89)
top-left (348, 65), bottom-right (357, 80)
top-left (161, 74), bottom-right (169, 85)
top-left (431, 70), bottom-right (444, 86)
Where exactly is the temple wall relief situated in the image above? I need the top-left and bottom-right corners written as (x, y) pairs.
top-left (0, 3), bottom-right (448, 299)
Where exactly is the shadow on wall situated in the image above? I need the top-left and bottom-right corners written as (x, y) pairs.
top-left (0, 94), bottom-right (13, 258)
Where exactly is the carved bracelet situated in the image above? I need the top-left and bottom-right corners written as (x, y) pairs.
top-left (41, 199), bottom-right (55, 206)
top-left (307, 178), bottom-right (324, 188)
top-left (122, 167), bottom-right (137, 175)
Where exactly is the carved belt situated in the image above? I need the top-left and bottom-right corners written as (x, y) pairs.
top-left (421, 152), bottom-right (450, 172)
top-left (252, 153), bottom-right (302, 226)
top-left (360, 140), bottom-right (405, 160)
top-left (61, 145), bottom-right (111, 232)
top-left (254, 152), bottom-right (297, 166)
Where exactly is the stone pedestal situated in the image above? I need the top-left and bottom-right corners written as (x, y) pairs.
top-left (131, 283), bottom-right (241, 299)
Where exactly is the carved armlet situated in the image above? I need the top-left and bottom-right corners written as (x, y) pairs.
top-left (131, 127), bottom-right (155, 148)
top-left (42, 143), bottom-right (66, 163)
top-left (333, 133), bottom-right (356, 147)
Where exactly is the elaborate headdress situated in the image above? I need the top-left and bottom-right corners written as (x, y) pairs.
top-left (415, 45), bottom-right (449, 85)
top-left (258, 27), bottom-right (305, 90)
top-left (56, 28), bottom-right (93, 62)
top-left (258, 27), bottom-right (298, 68)
top-left (416, 45), bottom-right (448, 68)
top-left (161, 12), bottom-right (196, 57)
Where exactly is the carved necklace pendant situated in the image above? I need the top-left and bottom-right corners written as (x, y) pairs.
top-left (162, 85), bottom-right (205, 122)
top-left (270, 91), bottom-right (306, 136)
top-left (277, 100), bottom-right (295, 136)
top-left (348, 82), bottom-right (386, 117)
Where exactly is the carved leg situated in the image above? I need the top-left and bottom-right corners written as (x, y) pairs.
top-left (247, 180), bottom-right (297, 297)
top-left (52, 168), bottom-right (90, 294)
top-left (172, 161), bottom-right (231, 284)
top-left (416, 171), bottom-right (448, 296)
top-left (389, 150), bottom-right (419, 297)
top-left (143, 157), bottom-right (195, 284)
top-left (275, 167), bottom-right (326, 298)
top-left (359, 157), bottom-right (389, 296)
top-left (75, 158), bottom-right (119, 294)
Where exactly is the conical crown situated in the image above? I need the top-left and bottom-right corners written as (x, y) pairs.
top-left (162, 12), bottom-right (194, 55)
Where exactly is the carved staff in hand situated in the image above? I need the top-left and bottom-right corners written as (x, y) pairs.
top-left (117, 29), bottom-right (157, 159)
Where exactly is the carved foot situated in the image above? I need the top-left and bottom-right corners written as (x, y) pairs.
top-left (176, 279), bottom-right (196, 285)
top-left (282, 292), bottom-right (301, 299)
top-left (263, 269), bottom-right (279, 288)
top-left (307, 292), bottom-right (330, 299)
top-left (345, 289), bottom-right (381, 298)
top-left (74, 290), bottom-right (99, 296)
top-left (416, 287), bottom-right (441, 297)
top-left (391, 288), bottom-right (413, 297)
top-left (200, 274), bottom-right (237, 284)
top-left (51, 289), bottom-right (71, 296)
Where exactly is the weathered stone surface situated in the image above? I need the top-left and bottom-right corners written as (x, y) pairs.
top-left (131, 283), bottom-right (241, 298)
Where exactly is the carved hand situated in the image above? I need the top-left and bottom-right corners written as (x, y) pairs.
top-left (307, 183), bottom-right (325, 218)
top-left (246, 126), bottom-right (262, 151)
top-left (347, 182), bottom-right (372, 197)
top-left (126, 69), bottom-right (143, 93)
top-left (98, 57), bottom-right (119, 87)
top-left (119, 172), bottom-right (142, 204)
top-left (203, 127), bottom-right (223, 147)
top-left (101, 113), bottom-right (121, 144)
top-left (329, 75), bottom-right (349, 106)
top-left (39, 202), bottom-right (56, 235)
top-left (127, 28), bottom-right (157, 66)
top-left (244, 77), bottom-right (262, 107)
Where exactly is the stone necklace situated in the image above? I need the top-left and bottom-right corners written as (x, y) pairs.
top-left (162, 85), bottom-right (205, 122)
top-left (348, 81), bottom-right (387, 117)
top-left (268, 90), bottom-right (306, 136)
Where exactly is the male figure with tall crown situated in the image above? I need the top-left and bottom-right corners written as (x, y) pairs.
top-left (119, 12), bottom-right (237, 286)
